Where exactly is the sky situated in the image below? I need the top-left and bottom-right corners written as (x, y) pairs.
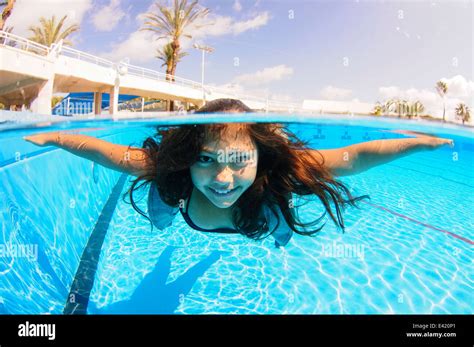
top-left (6, 0), bottom-right (473, 120)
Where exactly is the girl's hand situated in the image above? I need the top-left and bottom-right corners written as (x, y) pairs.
top-left (386, 129), bottom-right (454, 149)
top-left (23, 132), bottom-right (60, 147)
top-left (420, 136), bottom-right (454, 149)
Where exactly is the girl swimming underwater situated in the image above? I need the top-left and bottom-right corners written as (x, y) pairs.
top-left (24, 98), bottom-right (453, 247)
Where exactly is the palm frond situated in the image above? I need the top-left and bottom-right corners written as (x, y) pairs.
top-left (28, 14), bottom-right (79, 46)
top-left (141, 0), bottom-right (210, 77)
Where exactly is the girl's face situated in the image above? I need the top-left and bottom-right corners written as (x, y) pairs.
top-left (190, 126), bottom-right (258, 209)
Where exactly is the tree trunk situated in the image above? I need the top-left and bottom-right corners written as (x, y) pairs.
top-left (165, 65), bottom-right (172, 81)
top-left (0, 0), bottom-right (15, 30)
top-left (168, 63), bottom-right (177, 111)
top-left (442, 102), bottom-right (446, 122)
top-left (170, 64), bottom-right (177, 81)
top-left (171, 39), bottom-right (179, 72)
top-left (164, 38), bottom-right (180, 111)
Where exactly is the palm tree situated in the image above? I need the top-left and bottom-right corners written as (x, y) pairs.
top-left (0, 0), bottom-right (15, 31)
top-left (386, 99), bottom-right (409, 118)
top-left (156, 42), bottom-right (188, 81)
top-left (384, 99), bottom-right (396, 116)
top-left (373, 101), bottom-right (384, 116)
top-left (399, 99), bottom-right (410, 118)
top-left (28, 15), bottom-right (79, 47)
top-left (435, 80), bottom-right (448, 122)
top-left (455, 103), bottom-right (471, 125)
top-left (141, 0), bottom-right (209, 111)
top-left (141, 0), bottom-right (210, 79)
top-left (407, 100), bottom-right (424, 119)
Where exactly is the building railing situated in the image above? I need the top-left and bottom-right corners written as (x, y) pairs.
top-left (0, 30), bottom-right (304, 111)
top-left (60, 46), bottom-right (115, 68)
top-left (124, 63), bottom-right (204, 90)
top-left (0, 30), bottom-right (50, 56)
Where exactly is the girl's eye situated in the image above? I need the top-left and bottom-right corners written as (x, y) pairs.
top-left (197, 155), bottom-right (214, 163)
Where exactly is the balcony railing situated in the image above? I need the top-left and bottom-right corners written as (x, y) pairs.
top-left (0, 30), bottom-right (304, 111)
top-left (60, 46), bottom-right (115, 68)
top-left (0, 30), bottom-right (50, 56)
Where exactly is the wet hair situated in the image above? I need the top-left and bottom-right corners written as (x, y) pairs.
top-left (127, 98), bottom-right (368, 240)
top-left (194, 98), bottom-right (253, 113)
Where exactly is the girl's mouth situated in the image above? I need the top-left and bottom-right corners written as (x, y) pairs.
top-left (208, 186), bottom-right (239, 197)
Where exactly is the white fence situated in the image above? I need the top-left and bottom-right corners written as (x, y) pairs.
top-left (0, 30), bottom-right (50, 56)
top-left (0, 30), bottom-right (306, 113)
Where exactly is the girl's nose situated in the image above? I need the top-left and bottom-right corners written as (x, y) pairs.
top-left (214, 165), bottom-right (233, 184)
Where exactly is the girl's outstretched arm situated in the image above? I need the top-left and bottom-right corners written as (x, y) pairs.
top-left (305, 130), bottom-right (454, 177)
top-left (24, 132), bottom-right (152, 177)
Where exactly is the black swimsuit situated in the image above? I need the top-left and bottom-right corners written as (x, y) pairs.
top-left (179, 188), bottom-right (239, 234)
top-left (147, 182), bottom-right (293, 246)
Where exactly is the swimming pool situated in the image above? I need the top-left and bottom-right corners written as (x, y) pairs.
top-left (0, 113), bottom-right (472, 314)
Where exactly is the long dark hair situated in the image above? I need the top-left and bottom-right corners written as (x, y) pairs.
top-left (127, 99), bottom-right (368, 239)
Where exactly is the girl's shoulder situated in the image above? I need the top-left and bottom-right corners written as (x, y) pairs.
top-left (262, 204), bottom-right (293, 247)
top-left (147, 181), bottom-right (179, 229)
top-left (147, 181), bottom-right (293, 246)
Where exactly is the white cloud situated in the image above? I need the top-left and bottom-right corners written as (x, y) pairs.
top-left (91, 0), bottom-right (125, 32)
top-left (97, 2), bottom-right (164, 63)
top-left (439, 75), bottom-right (474, 99)
top-left (233, 64), bottom-right (293, 86)
top-left (101, 8), bottom-right (270, 64)
top-left (379, 86), bottom-right (401, 99)
top-left (6, 0), bottom-right (92, 38)
top-left (320, 86), bottom-right (353, 100)
top-left (185, 12), bottom-right (270, 38)
top-left (207, 82), bottom-right (296, 104)
top-left (233, 0), bottom-right (242, 12)
top-left (99, 29), bottom-right (164, 64)
top-left (378, 75), bottom-right (474, 121)
top-left (233, 12), bottom-right (269, 35)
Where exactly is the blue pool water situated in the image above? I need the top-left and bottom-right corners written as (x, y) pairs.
top-left (0, 113), bottom-right (473, 314)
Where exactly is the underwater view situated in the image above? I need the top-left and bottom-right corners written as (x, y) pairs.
top-left (0, 0), bottom-right (472, 345)
top-left (1, 114), bottom-right (472, 315)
